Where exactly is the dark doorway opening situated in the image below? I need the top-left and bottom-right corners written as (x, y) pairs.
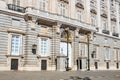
top-left (106, 62), bottom-right (109, 69)
top-left (41, 60), bottom-right (47, 70)
top-left (116, 62), bottom-right (119, 69)
top-left (95, 62), bottom-right (98, 69)
top-left (11, 59), bottom-right (18, 70)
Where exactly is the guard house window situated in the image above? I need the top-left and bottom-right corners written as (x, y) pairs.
top-left (12, 19), bottom-right (20, 27)
top-left (13, 0), bottom-right (20, 6)
top-left (11, 35), bottom-right (21, 55)
top-left (39, 0), bottom-right (48, 11)
top-left (105, 47), bottom-right (110, 60)
top-left (76, 9), bottom-right (82, 21)
top-left (39, 38), bottom-right (50, 56)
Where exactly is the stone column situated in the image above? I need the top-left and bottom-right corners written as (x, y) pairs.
top-left (107, 0), bottom-right (111, 35)
top-left (116, 2), bottom-right (120, 36)
top-left (97, 0), bottom-right (101, 33)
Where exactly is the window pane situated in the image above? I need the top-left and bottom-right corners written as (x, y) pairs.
top-left (41, 38), bottom-right (48, 56)
top-left (11, 35), bottom-right (20, 55)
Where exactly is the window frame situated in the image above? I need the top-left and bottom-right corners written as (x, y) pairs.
top-left (105, 47), bottom-right (110, 60)
top-left (39, 37), bottom-right (51, 56)
top-left (9, 33), bottom-right (22, 56)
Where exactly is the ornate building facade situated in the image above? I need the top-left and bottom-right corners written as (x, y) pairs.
top-left (0, 0), bottom-right (120, 71)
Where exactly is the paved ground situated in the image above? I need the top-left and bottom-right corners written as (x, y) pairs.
top-left (0, 70), bottom-right (120, 80)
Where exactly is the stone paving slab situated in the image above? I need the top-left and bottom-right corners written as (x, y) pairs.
top-left (0, 71), bottom-right (119, 80)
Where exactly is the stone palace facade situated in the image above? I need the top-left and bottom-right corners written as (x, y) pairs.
top-left (0, 0), bottom-right (120, 71)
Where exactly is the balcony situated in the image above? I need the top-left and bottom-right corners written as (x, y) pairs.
top-left (112, 33), bottom-right (119, 37)
top-left (102, 30), bottom-right (110, 35)
top-left (7, 4), bottom-right (25, 13)
top-left (25, 8), bottom-right (96, 31)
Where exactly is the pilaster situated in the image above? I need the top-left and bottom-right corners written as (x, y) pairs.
top-left (50, 23), bottom-right (61, 66)
top-left (116, 2), bottom-right (120, 36)
top-left (97, 0), bottom-right (101, 33)
top-left (107, 0), bottom-right (111, 35)
top-left (0, 0), bottom-right (7, 9)
top-left (23, 15), bottom-right (39, 66)
top-left (85, 0), bottom-right (91, 23)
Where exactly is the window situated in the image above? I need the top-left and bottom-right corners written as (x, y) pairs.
top-left (102, 20), bottom-right (107, 30)
top-left (112, 25), bottom-right (117, 33)
top-left (39, 0), bottom-right (48, 11)
top-left (92, 45), bottom-right (99, 59)
top-left (12, 19), bottom-right (20, 27)
top-left (39, 38), bottom-right (50, 56)
top-left (114, 49), bottom-right (119, 61)
top-left (59, 2), bottom-right (67, 16)
top-left (11, 35), bottom-right (21, 55)
top-left (79, 43), bottom-right (87, 57)
top-left (77, 9), bottom-right (82, 21)
top-left (105, 48), bottom-right (110, 60)
top-left (13, 0), bottom-right (20, 6)
top-left (91, 16), bottom-right (96, 26)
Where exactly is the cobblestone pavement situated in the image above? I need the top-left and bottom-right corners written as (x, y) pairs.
top-left (0, 70), bottom-right (120, 80)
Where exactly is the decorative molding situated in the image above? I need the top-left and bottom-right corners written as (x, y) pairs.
top-left (7, 28), bottom-right (26, 35)
top-left (24, 14), bottom-right (32, 21)
top-left (38, 33), bottom-right (52, 39)
top-left (90, 9), bottom-right (97, 14)
top-left (75, 2), bottom-right (84, 9)
top-left (101, 13), bottom-right (107, 18)
top-left (104, 45), bottom-right (110, 48)
top-left (111, 18), bottom-right (117, 22)
top-left (58, 0), bottom-right (69, 4)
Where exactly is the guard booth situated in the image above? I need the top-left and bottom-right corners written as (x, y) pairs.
top-left (56, 54), bottom-right (66, 71)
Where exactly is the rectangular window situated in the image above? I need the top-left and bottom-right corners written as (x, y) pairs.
top-left (11, 35), bottom-right (21, 55)
top-left (92, 45), bottom-right (99, 59)
top-left (114, 49), bottom-right (119, 61)
top-left (105, 48), bottom-right (110, 60)
top-left (12, 19), bottom-right (20, 27)
top-left (91, 16), bottom-right (96, 26)
top-left (40, 38), bottom-right (50, 56)
top-left (80, 43), bottom-right (87, 57)
top-left (39, 0), bottom-right (47, 11)
top-left (102, 20), bottom-right (107, 30)
top-left (77, 10), bottom-right (82, 21)
top-left (59, 2), bottom-right (67, 16)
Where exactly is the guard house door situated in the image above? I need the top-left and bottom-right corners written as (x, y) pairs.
top-left (11, 59), bottom-right (18, 70)
top-left (41, 60), bottom-right (47, 70)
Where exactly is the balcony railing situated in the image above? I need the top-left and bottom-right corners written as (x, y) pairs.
top-left (102, 30), bottom-right (110, 35)
top-left (112, 33), bottom-right (119, 37)
top-left (7, 4), bottom-right (25, 13)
